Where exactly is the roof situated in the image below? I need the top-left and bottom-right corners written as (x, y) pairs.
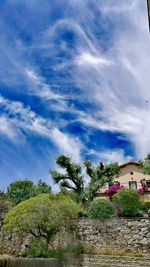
top-left (119, 161), bottom-right (139, 168)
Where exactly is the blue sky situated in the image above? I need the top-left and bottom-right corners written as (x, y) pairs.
top-left (0, 0), bottom-right (150, 190)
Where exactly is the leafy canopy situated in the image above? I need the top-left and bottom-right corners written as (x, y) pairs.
top-left (139, 153), bottom-right (150, 175)
top-left (3, 193), bottom-right (81, 246)
top-left (7, 179), bottom-right (51, 205)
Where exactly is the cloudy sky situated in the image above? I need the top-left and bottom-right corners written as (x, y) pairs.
top-left (0, 0), bottom-right (150, 190)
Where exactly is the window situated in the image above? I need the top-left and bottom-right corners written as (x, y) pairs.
top-left (114, 181), bottom-right (119, 185)
top-left (130, 172), bottom-right (133, 175)
top-left (129, 181), bottom-right (137, 189)
top-left (146, 180), bottom-right (150, 189)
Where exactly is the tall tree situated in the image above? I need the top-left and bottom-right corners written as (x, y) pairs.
top-left (50, 155), bottom-right (119, 203)
top-left (84, 160), bottom-right (119, 202)
top-left (50, 155), bottom-right (84, 195)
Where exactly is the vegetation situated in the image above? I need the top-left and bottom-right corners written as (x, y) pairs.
top-left (50, 155), bottom-right (119, 203)
top-left (7, 179), bottom-right (51, 205)
top-left (1, 154), bottom-right (150, 258)
top-left (25, 239), bottom-right (85, 258)
top-left (139, 153), bottom-right (150, 175)
top-left (88, 198), bottom-right (115, 220)
top-left (25, 239), bottom-right (64, 258)
top-left (113, 189), bottom-right (141, 217)
top-left (3, 193), bottom-right (81, 248)
top-left (84, 160), bottom-right (119, 202)
top-left (50, 155), bottom-right (84, 197)
top-left (104, 182), bottom-right (124, 200)
top-left (0, 194), bottom-right (11, 219)
top-left (141, 200), bottom-right (150, 212)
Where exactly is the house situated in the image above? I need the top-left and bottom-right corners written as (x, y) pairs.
top-left (100, 161), bottom-right (150, 200)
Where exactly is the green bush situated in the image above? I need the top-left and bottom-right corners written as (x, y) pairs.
top-left (88, 198), bottom-right (115, 220)
top-left (113, 189), bottom-right (141, 217)
top-left (141, 201), bottom-right (150, 212)
top-left (25, 240), bottom-right (85, 258)
top-left (25, 239), bottom-right (64, 259)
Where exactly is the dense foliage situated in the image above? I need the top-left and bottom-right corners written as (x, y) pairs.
top-left (7, 179), bottom-right (51, 205)
top-left (113, 189), bottom-right (141, 217)
top-left (139, 153), bottom-right (150, 175)
top-left (3, 193), bottom-right (81, 247)
top-left (88, 198), bottom-right (115, 220)
top-left (141, 200), bottom-right (150, 212)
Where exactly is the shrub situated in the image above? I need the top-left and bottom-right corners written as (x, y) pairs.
top-left (25, 239), bottom-right (64, 259)
top-left (113, 189), bottom-right (141, 217)
top-left (25, 240), bottom-right (85, 258)
top-left (88, 198), bottom-right (115, 220)
top-left (141, 200), bottom-right (150, 212)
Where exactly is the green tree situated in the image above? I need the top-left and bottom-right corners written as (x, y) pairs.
top-left (139, 153), bottom-right (150, 175)
top-left (7, 179), bottom-right (52, 206)
top-left (3, 194), bottom-right (81, 248)
top-left (50, 155), bottom-right (119, 204)
top-left (113, 189), bottom-right (141, 217)
top-left (50, 155), bottom-right (84, 196)
top-left (7, 180), bottom-right (36, 205)
top-left (36, 180), bottom-right (51, 194)
top-left (84, 160), bottom-right (119, 202)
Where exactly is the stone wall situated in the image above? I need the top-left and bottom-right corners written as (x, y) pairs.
top-left (73, 218), bottom-right (150, 254)
top-left (0, 218), bottom-right (150, 255)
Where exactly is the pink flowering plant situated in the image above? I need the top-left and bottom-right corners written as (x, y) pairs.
top-left (104, 182), bottom-right (124, 201)
top-left (138, 182), bottom-right (146, 194)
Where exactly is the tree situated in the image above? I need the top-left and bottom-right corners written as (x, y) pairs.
top-left (113, 189), bottom-right (141, 217)
top-left (3, 194), bottom-right (81, 248)
top-left (50, 155), bottom-right (84, 196)
top-left (36, 180), bottom-right (51, 195)
top-left (50, 155), bottom-right (119, 204)
top-left (84, 160), bottom-right (119, 202)
top-left (139, 153), bottom-right (150, 175)
top-left (7, 180), bottom-right (36, 205)
top-left (7, 179), bottom-right (52, 206)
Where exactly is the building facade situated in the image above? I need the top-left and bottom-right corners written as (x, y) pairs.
top-left (100, 162), bottom-right (150, 200)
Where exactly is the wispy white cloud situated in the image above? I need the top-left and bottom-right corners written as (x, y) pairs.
top-left (25, 68), bottom-right (66, 101)
top-left (75, 52), bottom-right (112, 68)
top-left (67, 0), bottom-right (150, 159)
top-left (0, 95), bottom-right (83, 162)
top-left (51, 128), bottom-right (83, 162)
